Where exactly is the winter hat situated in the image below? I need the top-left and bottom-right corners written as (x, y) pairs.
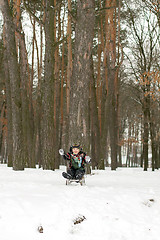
top-left (70, 144), bottom-right (82, 153)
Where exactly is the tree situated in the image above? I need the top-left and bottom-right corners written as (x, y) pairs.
top-left (103, 0), bottom-right (122, 170)
top-left (123, 0), bottom-right (160, 170)
top-left (41, 0), bottom-right (55, 170)
top-left (69, 0), bottom-right (95, 150)
top-left (1, 0), bottom-right (24, 170)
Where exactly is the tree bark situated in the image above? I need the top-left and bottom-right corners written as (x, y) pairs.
top-left (1, 0), bottom-right (24, 170)
top-left (41, 0), bottom-right (55, 170)
top-left (104, 0), bottom-right (119, 170)
top-left (70, 0), bottom-right (95, 149)
top-left (143, 96), bottom-right (149, 171)
top-left (3, 33), bottom-right (13, 167)
top-left (90, 56), bottom-right (101, 169)
top-left (53, 0), bottom-right (61, 169)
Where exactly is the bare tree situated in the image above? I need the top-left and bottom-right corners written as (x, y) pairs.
top-left (41, 0), bottom-right (55, 170)
top-left (1, 0), bottom-right (24, 170)
top-left (124, 1), bottom-right (160, 170)
top-left (103, 0), bottom-right (122, 170)
top-left (70, 0), bottom-right (95, 149)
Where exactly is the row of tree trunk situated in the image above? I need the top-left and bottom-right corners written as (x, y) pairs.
top-left (0, 0), bottom-right (159, 171)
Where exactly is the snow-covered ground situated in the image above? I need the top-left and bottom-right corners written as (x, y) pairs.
top-left (0, 164), bottom-right (160, 240)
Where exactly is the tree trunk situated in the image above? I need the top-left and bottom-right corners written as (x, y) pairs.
top-left (90, 56), bottom-right (101, 169)
top-left (70, 0), bottom-right (95, 148)
top-left (19, 27), bottom-right (35, 168)
top-left (65, 0), bottom-right (73, 150)
top-left (149, 108), bottom-right (157, 171)
top-left (1, 0), bottom-right (24, 170)
top-left (35, 16), bottom-right (43, 168)
top-left (143, 82), bottom-right (150, 171)
top-left (107, 67), bottom-right (118, 170)
top-left (53, 0), bottom-right (61, 169)
top-left (3, 34), bottom-right (13, 167)
top-left (143, 101), bottom-right (149, 171)
top-left (104, 0), bottom-right (119, 170)
top-left (41, 0), bottom-right (55, 170)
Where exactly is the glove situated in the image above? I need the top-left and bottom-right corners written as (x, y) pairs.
top-left (85, 156), bottom-right (91, 163)
top-left (59, 149), bottom-right (64, 156)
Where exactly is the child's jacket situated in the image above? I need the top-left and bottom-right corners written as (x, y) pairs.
top-left (63, 151), bottom-right (87, 170)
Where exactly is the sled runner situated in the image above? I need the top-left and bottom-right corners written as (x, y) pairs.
top-left (65, 176), bottom-right (85, 186)
top-left (62, 172), bottom-right (85, 186)
top-left (62, 169), bottom-right (85, 186)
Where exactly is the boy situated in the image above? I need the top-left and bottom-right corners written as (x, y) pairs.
top-left (59, 144), bottom-right (90, 180)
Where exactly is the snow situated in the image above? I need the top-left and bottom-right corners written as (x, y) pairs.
top-left (0, 165), bottom-right (160, 240)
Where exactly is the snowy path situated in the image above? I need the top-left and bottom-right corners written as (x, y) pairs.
top-left (0, 165), bottom-right (160, 240)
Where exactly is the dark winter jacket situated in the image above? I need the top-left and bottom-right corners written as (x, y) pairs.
top-left (63, 151), bottom-right (87, 170)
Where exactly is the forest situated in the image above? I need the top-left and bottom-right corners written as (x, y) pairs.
top-left (0, 0), bottom-right (160, 171)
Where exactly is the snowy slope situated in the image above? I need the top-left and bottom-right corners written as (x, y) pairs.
top-left (0, 165), bottom-right (160, 240)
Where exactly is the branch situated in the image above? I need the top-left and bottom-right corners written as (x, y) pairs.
top-left (130, 97), bottom-right (142, 106)
top-left (22, 0), bottom-right (43, 25)
top-left (53, 35), bottom-right (68, 48)
top-left (97, 6), bottom-right (117, 11)
top-left (124, 51), bottom-right (139, 81)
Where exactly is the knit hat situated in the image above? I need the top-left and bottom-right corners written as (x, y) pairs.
top-left (70, 144), bottom-right (82, 153)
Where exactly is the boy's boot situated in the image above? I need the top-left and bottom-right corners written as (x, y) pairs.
top-left (75, 173), bottom-right (83, 180)
top-left (62, 172), bottom-right (72, 179)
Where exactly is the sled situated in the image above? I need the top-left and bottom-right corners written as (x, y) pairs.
top-left (66, 176), bottom-right (85, 186)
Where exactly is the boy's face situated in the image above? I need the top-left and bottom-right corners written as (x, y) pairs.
top-left (72, 148), bottom-right (80, 155)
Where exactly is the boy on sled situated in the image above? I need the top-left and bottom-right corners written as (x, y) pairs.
top-left (59, 144), bottom-right (91, 180)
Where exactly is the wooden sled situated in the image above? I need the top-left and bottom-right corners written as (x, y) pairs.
top-left (66, 176), bottom-right (85, 186)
